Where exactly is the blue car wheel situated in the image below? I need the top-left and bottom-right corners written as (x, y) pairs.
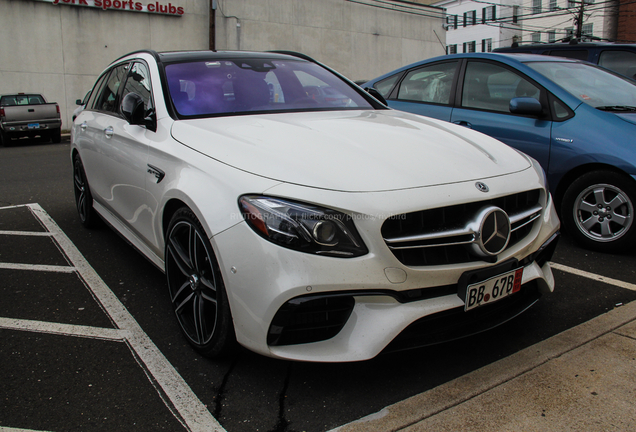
top-left (562, 170), bottom-right (636, 252)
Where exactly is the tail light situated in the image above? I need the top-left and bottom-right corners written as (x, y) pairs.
top-left (56, 104), bottom-right (60, 114)
top-left (0, 108), bottom-right (4, 117)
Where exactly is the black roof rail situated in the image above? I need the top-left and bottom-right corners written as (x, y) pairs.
top-left (110, 49), bottom-right (161, 65)
top-left (268, 50), bottom-right (317, 63)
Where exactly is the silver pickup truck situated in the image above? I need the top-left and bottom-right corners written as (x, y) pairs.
top-left (0, 94), bottom-right (62, 146)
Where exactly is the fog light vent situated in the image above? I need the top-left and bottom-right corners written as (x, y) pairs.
top-left (267, 295), bottom-right (355, 346)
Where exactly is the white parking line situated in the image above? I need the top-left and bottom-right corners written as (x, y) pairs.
top-left (3, 204), bottom-right (636, 432)
top-left (0, 427), bottom-right (53, 432)
top-left (0, 204), bottom-right (225, 432)
top-left (550, 262), bottom-right (636, 292)
top-left (0, 317), bottom-right (127, 341)
top-left (0, 262), bottom-right (76, 273)
top-left (0, 231), bottom-right (52, 237)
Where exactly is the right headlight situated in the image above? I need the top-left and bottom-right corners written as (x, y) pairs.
top-left (239, 195), bottom-right (368, 258)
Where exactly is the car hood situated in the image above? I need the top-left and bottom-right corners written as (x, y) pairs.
top-left (171, 110), bottom-right (531, 192)
top-left (615, 112), bottom-right (636, 126)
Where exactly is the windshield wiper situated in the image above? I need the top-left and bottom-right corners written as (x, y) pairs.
top-left (596, 105), bottom-right (636, 112)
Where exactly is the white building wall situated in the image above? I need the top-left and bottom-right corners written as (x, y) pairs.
top-left (518, 0), bottom-right (617, 44)
top-left (434, 0), bottom-right (522, 52)
top-left (0, 0), bottom-right (445, 131)
top-left (0, 0), bottom-right (206, 131)
top-left (213, 0), bottom-right (446, 83)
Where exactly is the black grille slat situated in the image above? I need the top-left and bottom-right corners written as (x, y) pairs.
top-left (382, 190), bottom-right (542, 266)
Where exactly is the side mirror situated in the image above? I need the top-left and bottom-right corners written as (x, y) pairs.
top-left (364, 87), bottom-right (388, 106)
top-left (121, 93), bottom-right (146, 126)
top-left (75, 99), bottom-right (83, 105)
top-left (509, 97), bottom-right (543, 116)
top-left (144, 109), bottom-right (157, 132)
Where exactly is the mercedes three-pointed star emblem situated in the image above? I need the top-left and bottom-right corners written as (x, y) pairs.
top-left (476, 207), bottom-right (511, 256)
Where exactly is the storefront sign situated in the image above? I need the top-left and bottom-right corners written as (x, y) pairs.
top-left (38, 0), bottom-right (184, 16)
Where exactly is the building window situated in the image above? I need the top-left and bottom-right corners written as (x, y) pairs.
top-left (482, 38), bottom-right (493, 52)
top-left (581, 23), bottom-right (593, 41)
top-left (533, 0), bottom-right (542, 14)
top-left (463, 41), bottom-right (476, 53)
top-left (565, 27), bottom-right (575, 39)
top-left (549, 0), bottom-right (558, 11)
top-left (513, 6), bottom-right (519, 23)
top-left (568, 0), bottom-right (576, 7)
top-left (548, 30), bottom-right (556, 43)
top-left (463, 10), bottom-right (476, 27)
top-left (482, 6), bottom-right (496, 23)
top-left (532, 32), bottom-right (541, 42)
top-left (446, 14), bottom-right (458, 30)
top-left (447, 44), bottom-right (458, 54)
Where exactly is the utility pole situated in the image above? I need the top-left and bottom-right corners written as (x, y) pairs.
top-left (575, 0), bottom-right (585, 40)
top-left (209, 0), bottom-right (216, 51)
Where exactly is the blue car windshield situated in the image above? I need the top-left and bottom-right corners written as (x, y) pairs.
top-left (165, 58), bottom-right (373, 117)
top-left (526, 61), bottom-right (636, 109)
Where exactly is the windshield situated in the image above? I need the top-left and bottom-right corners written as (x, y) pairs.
top-left (165, 58), bottom-right (373, 117)
top-left (526, 61), bottom-right (636, 109)
top-left (0, 95), bottom-right (45, 106)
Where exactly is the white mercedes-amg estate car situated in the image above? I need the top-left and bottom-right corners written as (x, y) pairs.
top-left (71, 50), bottom-right (560, 362)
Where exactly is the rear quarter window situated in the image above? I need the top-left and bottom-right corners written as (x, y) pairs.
top-left (599, 50), bottom-right (636, 80)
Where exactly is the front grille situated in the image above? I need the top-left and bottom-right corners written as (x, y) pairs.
top-left (382, 189), bottom-right (542, 266)
top-left (267, 296), bottom-right (355, 346)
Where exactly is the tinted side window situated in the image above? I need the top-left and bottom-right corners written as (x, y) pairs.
top-left (121, 62), bottom-right (153, 113)
top-left (397, 61), bottom-right (458, 104)
top-left (95, 63), bottom-right (129, 113)
top-left (86, 73), bottom-right (109, 110)
top-left (373, 73), bottom-right (401, 98)
top-left (548, 50), bottom-right (588, 61)
top-left (461, 61), bottom-right (541, 113)
top-left (598, 50), bottom-right (636, 79)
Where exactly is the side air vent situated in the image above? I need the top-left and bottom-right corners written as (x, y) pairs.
top-left (267, 296), bottom-right (355, 346)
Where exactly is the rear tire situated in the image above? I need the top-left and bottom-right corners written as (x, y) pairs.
top-left (73, 154), bottom-right (99, 228)
top-left (165, 207), bottom-right (237, 358)
top-left (561, 170), bottom-right (636, 253)
top-left (0, 130), bottom-right (10, 147)
top-left (51, 128), bottom-right (62, 144)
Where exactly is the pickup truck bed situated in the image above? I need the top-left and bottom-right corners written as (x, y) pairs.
top-left (1, 94), bottom-right (62, 146)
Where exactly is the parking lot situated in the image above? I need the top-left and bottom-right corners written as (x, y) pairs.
top-left (2, 138), bottom-right (636, 432)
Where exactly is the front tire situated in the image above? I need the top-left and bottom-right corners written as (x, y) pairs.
top-left (561, 170), bottom-right (636, 253)
top-left (165, 208), bottom-right (236, 358)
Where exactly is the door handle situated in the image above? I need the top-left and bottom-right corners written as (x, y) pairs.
top-left (104, 127), bottom-right (114, 138)
top-left (453, 121), bottom-right (472, 128)
top-left (80, 122), bottom-right (87, 131)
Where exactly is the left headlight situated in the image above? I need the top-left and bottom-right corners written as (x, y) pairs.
top-left (239, 195), bottom-right (368, 258)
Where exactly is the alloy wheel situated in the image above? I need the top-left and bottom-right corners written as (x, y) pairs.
top-left (166, 220), bottom-right (219, 346)
top-left (573, 183), bottom-right (634, 243)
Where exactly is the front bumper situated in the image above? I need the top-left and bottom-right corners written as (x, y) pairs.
top-left (212, 193), bottom-right (560, 362)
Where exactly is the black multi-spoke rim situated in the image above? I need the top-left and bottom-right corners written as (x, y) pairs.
top-left (166, 220), bottom-right (218, 346)
top-left (73, 159), bottom-right (89, 223)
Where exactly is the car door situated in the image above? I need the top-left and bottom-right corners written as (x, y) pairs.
top-left (450, 60), bottom-right (552, 170)
top-left (385, 60), bottom-right (460, 122)
top-left (79, 61), bottom-right (152, 242)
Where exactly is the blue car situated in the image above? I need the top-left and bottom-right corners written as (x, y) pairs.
top-left (363, 53), bottom-right (636, 253)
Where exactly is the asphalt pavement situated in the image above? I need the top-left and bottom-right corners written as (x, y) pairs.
top-left (333, 284), bottom-right (636, 432)
top-left (1, 138), bottom-right (636, 431)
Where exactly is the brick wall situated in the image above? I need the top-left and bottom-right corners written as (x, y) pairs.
top-left (617, 0), bottom-right (636, 42)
